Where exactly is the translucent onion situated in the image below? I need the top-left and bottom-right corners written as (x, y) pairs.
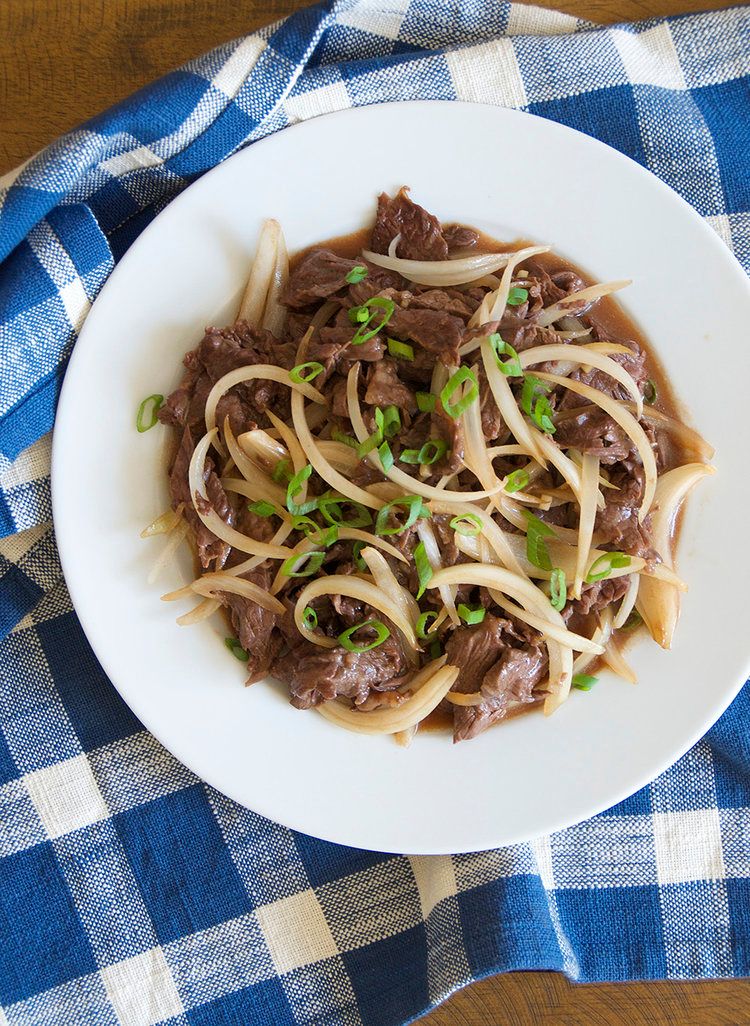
top-left (293, 575), bottom-right (419, 651)
top-left (480, 337), bottom-right (545, 464)
top-left (237, 219), bottom-right (281, 326)
top-left (226, 521), bottom-right (296, 577)
top-left (623, 404), bottom-right (715, 462)
top-left (191, 572), bottom-right (286, 614)
top-left (141, 507), bottom-right (182, 538)
top-left (532, 431), bottom-right (582, 503)
top-left (177, 597), bottom-right (221, 626)
top-left (533, 372), bottom-right (657, 519)
top-left (360, 547), bottom-right (420, 664)
top-left (476, 245), bottom-right (552, 326)
top-left (636, 463), bottom-right (715, 649)
top-left (188, 430), bottom-right (294, 559)
top-left (445, 691), bottom-right (485, 707)
top-left (310, 300), bottom-right (338, 332)
top-left (261, 224), bottom-right (289, 336)
top-left (317, 440), bottom-right (360, 473)
top-left (612, 573), bottom-right (640, 629)
top-left (537, 280), bottom-right (631, 328)
top-left (488, 593), bottom-right (604, 654)
top-left (205, 364), bottom-right (325, 435)
top-left (387, 233), bottom-right (402, 258)
top-left (519, 344), bottom-right (643, 419)
top-left (147, 520), bottom-right (190, 585)
top-left (572, 618), bottom-right (612, 677)
top-left (574, 454), bottom-right (600, 600)
top-left (601, 636), bottom-right (638, 684)
top-left (238, 429), bottom-right (288, 470)
top-left (221, 475), bottom-right (287, 508)
top-left (462, 389), bottom-right (502, 497)
top-left (361, 248), bottom-right (513, 286)
top-left (415, 520), bottom-right (459, 625)
top-left (224, 418), bottom-right (283, 500)
top-left (317, 663), bottom-right (460, 735)
top-left (430, 499), bottom-right (527, 579)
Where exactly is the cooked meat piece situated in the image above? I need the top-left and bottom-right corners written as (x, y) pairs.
top-left (169, 426), bottom-right (232, 569)
top-left (220, 568), bottom-right (281, 685)
top-left (409, 288), bottom-right (479, 321)
top-left (388, 306), bottom-right (464, 366)
top-left (595, 464), bottom-right (661, 563)
top-left (477, 362), bottom-right (507, 442)
top-left (445, 614), bottom-right (510, 695)
top-left (272, 633), bottom-right (408, 708)
top-left (554, 408), bottom-right (632, 465)
top-left (431, 403), bottom-right (465, 474)
top-left (453, 645), bottom-right (547, 742)
top-left (571, 576), bottom-right (630, 616)
top-left (329, 378), bottom-right (350, 418)
top-left (364, 359), bottom-right (417, 413)
top-left (371, 187), bottom-right (449, 261)
top-left (282, 249), bottom-right (361, 309)
top-left (443, 224), bottom-right (480, 252)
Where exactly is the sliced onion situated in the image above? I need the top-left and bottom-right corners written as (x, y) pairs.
top-left (317, 440), bottom-right (360, 473)
top-left (415, 520), bottom-right (459, 625)
top-left (572, 617), bottom-right (612, 677)
top-left (317, 663), bottom-right (460, 735)
top-left (266, 409), bottom-right (306, 475)
top-left (537, 280), bottom-right (631, 328)
top-left (488, 593), bottom-right (603, 654)
top-left (574, 454), bottom-right (599, 600)
top-left (387, 233), bottom-right (402, 258)
top-left (430, 499), bottom-right (527, 579)
top-left (141, 507), bottom-right (182, 538)
top-left (293, 575), bottom-right (418, 651)
top-left (310, 300), bottom-right (338, 332)
top-left (532, 431), bottom-right (582, 502)
top-left (462, 387), bottom-right (502, 497)
top-left (160, 583), bottom-right (195, 602)
top-left (262, 224), bottom-right (289, 336)
top-left (224, 418), bottom-right (285, 502)
top-left (476, 245), bottom-right (552, 326)
top-left (601, 636), bottom-right (638, 684)
top-left (445, 691), bottom-right (485, 707)
top-left (480, 337), bottom-right (545, 464)
top-left (189, 430), bottom-right (294, 559)
top-left (147, 520), bottom-right (190, 585)
top-left (394, 725), bottom-right (417, 748)
top-left (227, 521), bottom-right (296, 577)
top-left (237, 219), bottom-right (280, 326)
top-left (205, 364), bottom-right (325, 436)
top-left (238, 429), bottom-right (288, 470)
top-left (612, 573), bottom-right (640, 629)
top-left (221, 475), bottom-right (287, 507)
top-left (361, 248), bottom-right (513, 287)
top-left (533, 372), bottom-right (657, 519)
top-left (360, 546), bottom-right (418, 618)
top-left (519, 344), bottom-right (643, 419)
top-left (191, 572), bottom-right (285, 614)
top-left (623, 403), bottom-right (715, 462)
top-left (176, 597), bottom-right (221, 626)
top-left (636, 463), bottom-right (714, 649)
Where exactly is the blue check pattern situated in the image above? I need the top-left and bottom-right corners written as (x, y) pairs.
top-left (1, 2), bottom-right (749, 1022)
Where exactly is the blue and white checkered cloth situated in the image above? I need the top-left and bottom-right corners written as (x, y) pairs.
top-left (1, 2), bottom-right (749, 1022)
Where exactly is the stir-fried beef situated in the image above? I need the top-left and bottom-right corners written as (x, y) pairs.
top-left (220, 568), bottom-right (281, 684)
top-left (371, 187), bottom-right (452, 260)
top-left (364, 359), bottom-right (417, 413)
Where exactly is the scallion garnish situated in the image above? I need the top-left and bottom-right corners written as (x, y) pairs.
top-left (414, 541), bottom-right (433, 599)
top-left (272, 458), bottom-right (293, 484)
top-left (429, 639), bottom-right (442, 659)
top-left (622, 609), bottom-right (643, 630)
top-left (286, 464), bottom-right (319, 516)
top-left (416, 392), bottom-right (436, 413)
top-left (248, 500), bottom-right (277, 517)
top-left (338, 619), bottom-right (391, 653)
top-left (523, 511), bottom-right (556, 572)
top-left (331, 428), bottom-right (359, 449)
top-left (357, 431), bottom-right (381, 458)
top-left (416, 611), bottom-right (438, 639)
top-left (378, 440), bottom-right (394, 473)
top-left (585, 551), bottom-right (631, 583)
top-left (224, 637), bottom-right (249, 662)
top-left (302, 606), bottom-right (318, 631)
top-left (521, 375), bottom-right (556, 434)
top-left (387, 338), bottom-right (414, 360)
top-left (489, 333), bottom-right (523, 377)
top-left (349, 297), bottom-right (396, 345)
top-left (449, 513), bottom-right (482, 537)
top-left (292, 518), bottom-right (338, 547)
top-left (457, 603), bottom-right (486, 625)
top-left (377, 405), bottom-right (401, 439)
top-left (281, 550), bottom-right (327, 578)
top-left (572, 674), bottom-right (598, 691)
top-left (549, 568), bottom-right (567, 612)
top-left (318, 497), bottom-right (373, 529)
top-left (136, 394), bottom-right (164, 432)
top-left (504, 468), bottom-right (529, 493)
top-left (345, 265), bottom-right (368, 284)
top-left (352, 540), bottom-right (366, 571)
top-left (400, 438), bottom-right (449, 466)
top-left (440, 366), bottom-right (479, 418)
top-left (289, 361), bottom-right (325, 384)
top-left (644, 380), bottom-right (658, 405)
top-left (375, 495), bottom-right (425, 536)
top-left (507, 286), bottom-right (529, 306)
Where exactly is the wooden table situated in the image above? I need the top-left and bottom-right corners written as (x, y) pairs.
top-left (2, 1), bottom-right (747, 1022)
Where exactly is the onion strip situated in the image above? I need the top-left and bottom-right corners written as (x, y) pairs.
top-left (480, 337), bottom-right (545, 464)
top-left (238, 219), bottom-right (280, 326)
top-left (361, 249), bottom-right (513, 287)
top-left (294, 575), bottom-right (418, 651)
top-left (176, 597), bottom-right (221, 626)
top-left (205, 365), bottom-right (325, 435)
top-left (574, 454), bottom-right (599, 600)
top-left (519, 345), bottom-right (643, 419)
top-left (537, 280), bottom-right (631, 327)
top-left (190, 572), bottom-right (286, 614)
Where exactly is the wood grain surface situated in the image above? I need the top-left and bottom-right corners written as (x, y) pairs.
top-left (1, 1), bottom-right (746, 1023)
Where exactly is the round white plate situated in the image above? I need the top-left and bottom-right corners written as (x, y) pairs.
top-left (53, 101), bottom-right (750, 854)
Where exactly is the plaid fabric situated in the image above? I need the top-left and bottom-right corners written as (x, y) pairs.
top-left (1, 2), bottom-right (749, 1022)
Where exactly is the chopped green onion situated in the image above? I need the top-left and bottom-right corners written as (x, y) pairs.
top-left (457, 603), bottom-right (486, 625)
top-left (286, 464), bottom-right (319, 516)
top-left (449, 513), bottom-right (482, 537)
top-left (302, 606), bottom-right (318, 631)
top-left (504, 468), bottom-right (529, 493)
top-left (387, 338), bottom-right (414, 360)
top-left (507, 286), bottom-right (529, 306)
top-left (375, 495), bottom-right (425, 536)
top-left (318, 497), bottom-right (372, 529)
top-left (572, 674), bottom-right (598, 691)
top-left (416, 392), bottom-right (436, 413)
top-left (338, 619), bottom-right (391, 653)
top-left (349, 297), bottom-right (395, 345)
top-left (136, 394), bottom-right (164, 432)
top-left (585, 551), bottom-right (631, 583)
top-left (281, 550), bottom-right (326, 578)
top-left (224, 637), bottom-right (249, 662)
top-left (377, 405), bottom-right (401, 439)
top-left (400, 438), bottom-right (449, 467)
top-left (377, 440), bottom-right (394, 473)
top-left (352, 540), bottom-right (366, 571)
top-left (357, 431), bottom-right (382, 458)
top-left (429, 639), bottom-right (442, 659)
top-left (440, 366), bottom-right (479, 419)
top-left (549, 568), bottom-right (567, 612)
top-left (292, 518), bottom-right (338, 547)
top-left (345, 265), bottom-right (368, 284)
top-left (331, 429), bottom-right (359, 449)
top-left (622, 609), bottom-right (643, 630)
top-left (414, 541), bottom-right (433, 599)
top-left (521, 375), bottom-right (556, 434)
top-left (248, 500), bottom-right (277, 517)
top-left (523, 511), bottom-right (556, 572)
top-left (489, 333), bottom-right (523, 377)
top-left (289, 361), bottom-right (325, 384)
top-left (272, 458), bottom-right (293, 484)
top-left (416, 611), bottom-right (438, 639)
top-left (644, 380), bottom-right (658, 405)
top-left (533, 395), bottom-right (556, 435)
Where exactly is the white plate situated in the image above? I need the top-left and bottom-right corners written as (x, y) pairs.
top-left (53, 102), bottom-right (750, 854)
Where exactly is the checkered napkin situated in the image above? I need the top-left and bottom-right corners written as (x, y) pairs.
top-left (1, 3), bottom-right (749, 1023)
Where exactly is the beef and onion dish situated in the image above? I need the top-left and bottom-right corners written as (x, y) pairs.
top-left (142, 189), bottom-right (714, 744)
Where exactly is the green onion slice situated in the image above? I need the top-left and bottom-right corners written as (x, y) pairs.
top-left (572, 674), bottom-right (598, 691)
top-left (281, 550), bottom-right (326, 578)
top-left (136, 394), bottom-right (164, 432)
top-left (318, 497), bottom-right (373, 529)
top-left (286, 464), bottom-right (319, 516)
top-left (523, 511), bottom-right (556, 572)
top-left (416, 392), bottom-right (436, 413)
top-left (507, 286), bottom-right (529, 306)
top-left (289, 361), bottom-right (325, 384)
top-left (349, 297), bottom-right (396, 345)
top-left (644, 379), bottom-right (658, 405)
top-left (338, 619), bottom-right (391, 653)
top-left (224, 637), bottom-right (249, 662)
top-left (345, 265), bottom-right (368, 284)
top-left (440, 366), bottom-right (479, 418)
top-left (400, 438), bottom-right (449, 466)
top-left (331, 429), bottom-right (359, 449)
top-left (457, 603), bottom-right (486, 625)
top-left (272, 458), bottom-right (293, 484)
top-left (375, 495), bottom-right (425, 536)
top-left (352, 540), bottom-right (366, 571)
top-left (585, 551), bottom-right (631, 583)
top-left (377, 405), bottom-right (401, 439)
top-left (378, 440), bottom-right (394, 473)
top-left (449, 513), bottom-right (482, 537)
top-left (521, 375), bottom-right (550, 416)
top-left (549, 568), bottom-right (567, 612)
top-left (504, 468), bottom-right (529, 493)
top-left (248, 500), bottom-right (277, 517)
top-left (622, 609), bottom-right (643, 630)
top-left (387, 338), bottom-right (414, 360)
top-left (489, 333), bottom-right (523, 377)
top-left (414, 541), bottom-right (433, 599)
top-left (302, 606), bottom-right (318, 631)
top-left (416, 611), bottom-right (438, 639)
top-left (429, 639), bottom-right (442, 659)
